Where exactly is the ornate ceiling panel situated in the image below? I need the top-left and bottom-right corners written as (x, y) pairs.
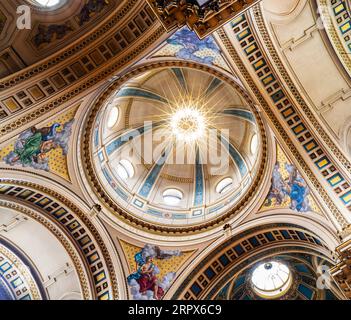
top-left (147, 0), bottom-right (260, 39)
top-left (1, 0), bottom-right (351, 301)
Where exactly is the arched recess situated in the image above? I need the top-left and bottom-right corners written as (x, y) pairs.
top-left (171, 222), bottom-right (343, 300)
top-left (0, 202), bottom-right (87, 299)
top-left (0, 176), bottom-right (124, 300)
top-left (0, 236), bottom-right (47, 300)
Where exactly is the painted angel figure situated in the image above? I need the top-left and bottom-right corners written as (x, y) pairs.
top-left (167, 27), bottom-right (219, 65)
top-left (127, 245), bottom-right (181, 300)
top-left (285, 164), bottom-right (311, 212)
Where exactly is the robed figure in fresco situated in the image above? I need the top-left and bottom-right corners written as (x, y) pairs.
top-left (127, 244), bottom-right (181, 300)
top-left (128, 254), bottom-right (164, 300)
top-left (266, 162), bottom-right (311, 212)
top-left (9, 124), bottom-right (61, 165)
top-left (3, 120), bottom-right (74, 171)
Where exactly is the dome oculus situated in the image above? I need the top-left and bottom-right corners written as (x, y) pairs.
top-left (251, 261), bottom-right (292, 299)
top-left (170, 107), bottom-right (206, 143)
top-left (33, 0), bottom-right (61, 7)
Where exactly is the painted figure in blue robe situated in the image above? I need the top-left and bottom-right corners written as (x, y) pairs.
top-left (285, 164), bottom-right (310, 212)
top-left (127, 254), bottom-right (164, 300)
top-left (266, 162), bottom-right (311, 212)
top-left (167, 27), bottom-right (220, 65)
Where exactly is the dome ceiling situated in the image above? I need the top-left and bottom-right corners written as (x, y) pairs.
top-left (92, 67), bottom-right (262, 227)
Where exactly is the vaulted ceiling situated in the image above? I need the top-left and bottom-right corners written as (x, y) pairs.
top-left (0, 0), bottom-right (351, 300)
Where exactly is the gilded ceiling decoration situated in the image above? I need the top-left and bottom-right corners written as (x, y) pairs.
top-left (1, 0), bottom-right (351, 302)
top-left (147, 0), bottom-right (260, 39)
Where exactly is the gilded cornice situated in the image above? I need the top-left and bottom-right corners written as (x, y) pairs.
top-left (147, 0), bottom-right (260, 39)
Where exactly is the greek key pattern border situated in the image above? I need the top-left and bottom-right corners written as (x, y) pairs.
top-left (217, 19), bottom-right (349, 229)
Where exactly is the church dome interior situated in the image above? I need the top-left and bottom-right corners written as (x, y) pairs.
top-left (1, 0), bottom-right (351, 306)
top-left (92, 67), bottom-right (262, 227)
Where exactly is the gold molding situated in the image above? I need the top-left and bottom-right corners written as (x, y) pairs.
top-left (147, 0), bottom-right (260, 39)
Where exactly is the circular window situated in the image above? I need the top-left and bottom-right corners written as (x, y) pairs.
top-left (250, 133), bottom-right (258, 154)
top-left (251, 261), bottom-right (292, 299)
top-left (216, 178), bottom-right (233, 194)
top-left (107, 106), bottom-right (119, 128)
top-left (32, 0), bottom-right (62, 7)
top-left (163, 189), bottom-right (183, 206)
top-left (116, 159), bottom-right (134, 180)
